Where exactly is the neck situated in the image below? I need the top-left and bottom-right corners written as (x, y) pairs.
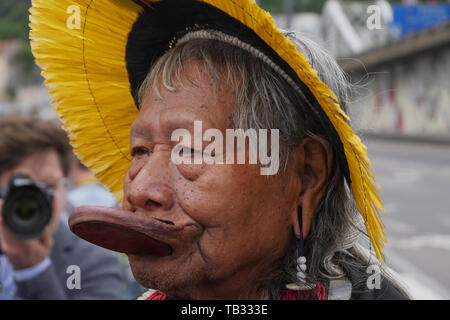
top-left (165, 260), bottom-right (281, 300)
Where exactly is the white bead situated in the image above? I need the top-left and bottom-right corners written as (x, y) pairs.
top-left (297, 271), bottom-right (306, 279)
top-left (296, 264), bottom-right (307, 272)
top-left (297, 256), bottom-right (306, 264)
top-left (286, 282), bottom-right (316, 291)
top-left (286, 283), bottom-right (300, 290)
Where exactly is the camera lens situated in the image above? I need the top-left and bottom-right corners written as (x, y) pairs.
top-left (14, 199), bottom-right (38, 221)
top-left (3, 186), bottom-right (52, 239)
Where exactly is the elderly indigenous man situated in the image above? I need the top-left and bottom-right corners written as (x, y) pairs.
top-left (0, 117), bottom-right (125, 300)
top-left (29, 0), bottom-right (409, 300)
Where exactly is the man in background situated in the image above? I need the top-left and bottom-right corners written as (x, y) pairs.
top-left (65, 158), bottom-right (145, 299)
top-left (0, 116), bottom-right (125, 299)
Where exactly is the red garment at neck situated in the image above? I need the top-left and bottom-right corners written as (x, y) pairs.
top-left (145, 282), bottom-right (326, 300)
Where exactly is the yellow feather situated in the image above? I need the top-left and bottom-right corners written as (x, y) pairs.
top-left (30, 0), bottom-right (143, 203)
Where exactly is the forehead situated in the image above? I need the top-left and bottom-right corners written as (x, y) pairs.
top-left (0, 149), bottom-right (63, 186)
top-left (133, 61), bottom-right (236, 132)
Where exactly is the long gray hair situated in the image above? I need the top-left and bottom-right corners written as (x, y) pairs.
top-left (137, 31), bottom-right (410, 299)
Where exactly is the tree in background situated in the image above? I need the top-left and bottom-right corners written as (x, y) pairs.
top-left (0, 0), bottom-right (30, 40)
top-left (0, 0), bottom-right (37, 83)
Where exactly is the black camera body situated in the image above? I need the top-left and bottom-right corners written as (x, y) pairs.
top-left (0, 173), bottom-right (53, 239)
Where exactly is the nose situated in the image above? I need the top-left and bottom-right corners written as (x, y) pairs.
top-left (126, 154), bottom-right (175, 214)
top-left (129, 182), bottom-right (175, 212)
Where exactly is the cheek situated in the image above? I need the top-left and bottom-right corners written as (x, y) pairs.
top-left (48, 187), bottom-right (65, 232)
top-left (173, 165), bottom-right (252, 228)
top-left (190, 166), bottom-right (291, 254)
top-left (177, 163), bottom-right (278, 231)
top-left (193, 205), bottom-right (292, 283)
top-left (52, 187), bottom-right (65, 214)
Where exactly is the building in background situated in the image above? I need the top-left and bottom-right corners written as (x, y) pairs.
top-left (268, 1), bottom-right (450, 141)
top-left (391, 2), bottom-right (450, 38)
top-left (319, 1), bottom-right (450, 140)
top-left (341, 22), bottom-right (450, 140)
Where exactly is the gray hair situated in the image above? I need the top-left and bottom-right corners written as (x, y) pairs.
top-left (137, 31), bottom-right (410, 299)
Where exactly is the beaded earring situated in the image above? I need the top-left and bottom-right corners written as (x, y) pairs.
top-left (286, 206), bottom-right (310, 291)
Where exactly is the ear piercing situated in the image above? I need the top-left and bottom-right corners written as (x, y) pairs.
top-left (286, 206), bottom-right (310, 291)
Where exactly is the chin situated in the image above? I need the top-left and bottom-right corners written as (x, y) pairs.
top-left (128, 253), bottom-right (206, 297)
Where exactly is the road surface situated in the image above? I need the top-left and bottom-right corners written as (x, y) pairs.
top-left (365, 138), bottom-right (450, 299)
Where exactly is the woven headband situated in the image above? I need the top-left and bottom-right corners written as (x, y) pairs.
top-left (175, 29), bottom-right (320, 119)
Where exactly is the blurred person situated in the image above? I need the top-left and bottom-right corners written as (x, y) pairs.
top-left (66, 158), bottom-right (146, 299)
top-left (0, 116), bottom-right (125, 299)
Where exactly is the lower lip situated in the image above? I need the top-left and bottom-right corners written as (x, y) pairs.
top-left (69, 206), bottom-right (174, 256)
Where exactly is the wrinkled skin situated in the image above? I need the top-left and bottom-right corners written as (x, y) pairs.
top-left (123, 61), bottom-right (330, 299)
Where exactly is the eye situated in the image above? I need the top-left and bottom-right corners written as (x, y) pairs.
top-left (131, 147), bottom-right (150, 158)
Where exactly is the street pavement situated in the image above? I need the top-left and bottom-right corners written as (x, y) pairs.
top-left (365, 138), bottom-right (450, 299)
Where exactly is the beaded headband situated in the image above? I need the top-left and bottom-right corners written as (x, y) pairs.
top-left (175, 29), bottom-right (320, 120)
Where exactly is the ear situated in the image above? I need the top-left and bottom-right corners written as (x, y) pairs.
top-left (291, 137), bottom-right (332, 239)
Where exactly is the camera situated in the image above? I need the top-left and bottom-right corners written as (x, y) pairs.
top-left (0, 173), bottom-right (53, 239)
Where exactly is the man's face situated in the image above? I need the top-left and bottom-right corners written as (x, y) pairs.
top-left (0, 149), bottom-right (65, 234)
top-left (123, 61), bottom-right (298, 299)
